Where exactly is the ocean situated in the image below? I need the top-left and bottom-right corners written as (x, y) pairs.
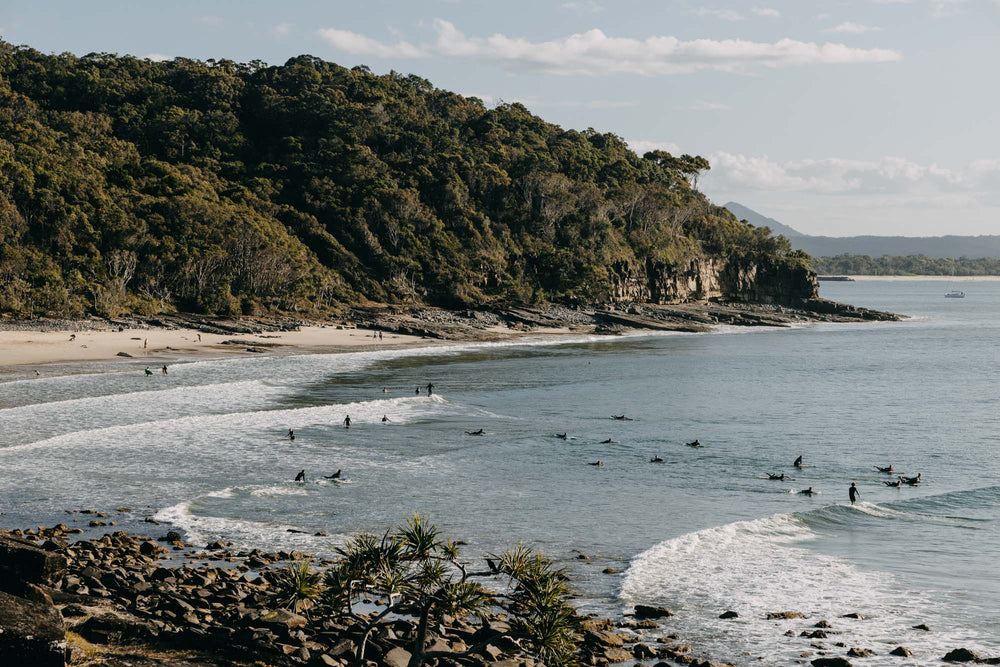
top-left (1, 280), bottom-right (997, 664)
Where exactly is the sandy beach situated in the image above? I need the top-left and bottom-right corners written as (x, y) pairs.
top-left (0, 324), bottom-right (425, 370)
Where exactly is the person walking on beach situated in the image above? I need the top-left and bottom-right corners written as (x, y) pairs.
top-left (378, 331), bottom-right (383, 341)
top-left (197, 333), bottom-right (202, 342)
top-left (343, 415), bottom-right (351, 428)
top-left (849, 482), bottom-right (861, 505)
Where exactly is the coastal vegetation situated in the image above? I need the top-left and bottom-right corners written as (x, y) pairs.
top-left (0, 40), bottom-right (807, 319)
top-left (811, 254), bottom-right (1000, 276)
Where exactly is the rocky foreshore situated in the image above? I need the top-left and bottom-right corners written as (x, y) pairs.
top-left (348, 297), bottom-right (899, 342)
top-left (0, 524), bottom-right (739, 667)
top-left (0, 295), bottom-right (899, 346)
top-left (3, 522), bottom-right (997, 667)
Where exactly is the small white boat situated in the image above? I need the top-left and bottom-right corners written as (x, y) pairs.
top-left (945, 290), bottom-right (965, 298)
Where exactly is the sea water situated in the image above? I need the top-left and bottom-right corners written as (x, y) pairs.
top-left (1, 280), bottom-right (997, 664)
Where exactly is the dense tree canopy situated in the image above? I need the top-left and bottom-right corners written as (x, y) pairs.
top-left (812, 254), bottom-right (1000, 276)
top-left (0, 41), bottom-right (804, 317)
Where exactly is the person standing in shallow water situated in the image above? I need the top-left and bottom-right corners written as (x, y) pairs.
top-left (426, 382), bottom-right (434, 396)
top-left (849, 482), bottom-right (861, 505)
top-left (343, 415), bottom-right (351, 428)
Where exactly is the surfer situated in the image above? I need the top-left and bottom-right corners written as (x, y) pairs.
top-left (600, 438), bottom-right (615, 444)
top-left (382, 414), bottom-right (389, 422)
top-left (294, 470), bottom-right (305, 483)
top-left (324, 470), bottom-right (342, 480)
top-left (900, 473), bottom-right (922, 485)
top-left (884, 479), bottom-right (902, 487)
top-left (144, 367), bottom-right (152, 376)
top-left (287, 429), bottom-right (295, 441)
top-left (382, 387), bottom-right (388, 393)
top-left (588, 461), bottom-right (604, 467)
top-left (793, 455), bottom-right (803, 468)
top-left (767, 473), bottom-right (786, 481)
top-left (874, 464), bottom-right (894, 473)
top-left (611, 415), bottom-right (633, 421)
top-left (415, 386), bottom-right (420, 395)
top-left (650, 455), bottom-right (664, 463)
top-left (686, 439), bottom-right (702, 448)
top-left (343, 415), bottom-right (351, 428)
top-left (556, 433), bottom-right (568, 439)
top-left (426, 382), bottom-right (434, 396)
top-left (465, 428), bottom-right (485, 436)
top-left (161, 364), bottom-right (168, 375)
top-left (849, 481), bottom-right (860, 505)
top-left (800, 487), bottom-right (816, 496)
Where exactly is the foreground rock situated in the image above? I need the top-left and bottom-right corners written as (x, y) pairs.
top-left (0, 589), bottom-right (67, 667)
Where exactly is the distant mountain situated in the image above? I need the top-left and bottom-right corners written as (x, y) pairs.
top-left (723, 202), bottom-right (804, 238)
top-left (724, 203), bottom-right (1000, 260)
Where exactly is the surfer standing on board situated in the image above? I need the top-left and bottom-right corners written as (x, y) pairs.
top-left (849, 482), bottom-right (861, 505)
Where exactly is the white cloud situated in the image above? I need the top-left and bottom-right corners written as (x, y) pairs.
top-left (752, 7), bottom-right (781, 18)
top-left (930, 0), bottom-right (966, 17)
top-left (687, 100), bottom-right (730, 111)
top-left (316, 28), bottom-right (427, 58)
top-left (561, 1), bottom-right (603, 12)
top-left (198, 15), bottom-right (225, 28)
top-left (272, 23), bottom-right (293, 38)
top-left (702, 152), bottom-right (1000, 199)
top-left (144, 53), bottom-right (172, 62)
top-left (692, 8), bottom-right (744, 21)
top-left (430, 20), bottom-right (902, 76)
top-left (627, 139), bottom-right (683, 156)
top-left (826, 22), bottom-right (884, 33)
top-left (314, 22), bottom-right (902, 75)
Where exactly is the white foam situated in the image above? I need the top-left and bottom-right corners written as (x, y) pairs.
top-left (2, 393), bottom-right (454, 454)
top-left (621, 509), bottom-right (994, 664)
top-left (153, 499), bottom-right (347, 553)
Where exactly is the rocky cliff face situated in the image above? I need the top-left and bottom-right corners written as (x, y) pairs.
top-left (609, 256), bottom-right (818, 306)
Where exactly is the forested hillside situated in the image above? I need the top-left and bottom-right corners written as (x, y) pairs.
top-left (0, 41), bottom-right (806, 318)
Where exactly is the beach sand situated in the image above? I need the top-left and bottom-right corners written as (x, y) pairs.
top-left (0, 324), bottom-right (425, 370)
top-left (0, 321), bottom-right (579, 372)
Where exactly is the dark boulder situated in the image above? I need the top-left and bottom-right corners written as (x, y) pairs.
top-left (943, 648), bottom-right (982, 662)
top-left (634, 604), bottom-right (674, 619)
top-left (811, 658), bottom-right (853, 667)
top-left (890, 647), bottom-right (912, 657)
top-left (0, 536), bottom-right (68, 594)
top-left (0, 589), bottom-right (67, 667)
top-left (75, 612), bottom-right (159, 645)
top-left (846, 648), bottom-right (876, 657)
top-left (767, 611), bottom-right (804, 620)
top-left (719, 610), bottom-right (739, 619)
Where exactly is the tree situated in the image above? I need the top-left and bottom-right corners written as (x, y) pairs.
top-left (320, 514), bottom-right (579, 667)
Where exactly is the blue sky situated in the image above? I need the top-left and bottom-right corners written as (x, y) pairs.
top-left (2, 0), bottom-right (999, 236)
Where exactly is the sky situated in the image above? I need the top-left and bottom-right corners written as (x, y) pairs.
top-left (1, 1), bottom-right (999, 237)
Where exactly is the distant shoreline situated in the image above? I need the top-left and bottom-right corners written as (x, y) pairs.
top-left (841, 275), bottom-right (1000, 281)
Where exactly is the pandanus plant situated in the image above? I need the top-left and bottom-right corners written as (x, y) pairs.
top-left (320, 513), bottom-right (580, 667)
